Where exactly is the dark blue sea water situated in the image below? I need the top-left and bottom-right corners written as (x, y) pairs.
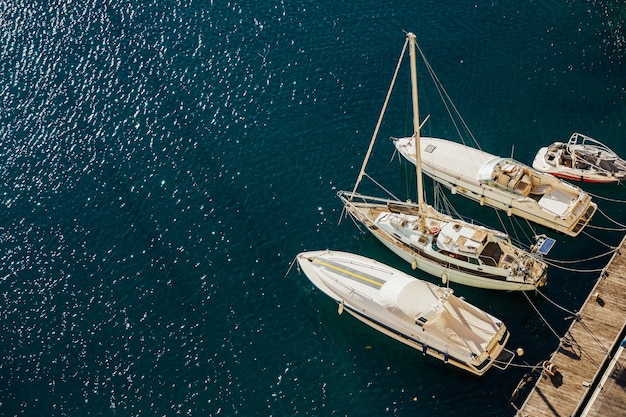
top-left (0, 1), bottom-right (624, 416)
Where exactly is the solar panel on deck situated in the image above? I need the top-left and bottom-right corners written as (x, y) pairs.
top-left (537, 237), bottom-right (556, 255)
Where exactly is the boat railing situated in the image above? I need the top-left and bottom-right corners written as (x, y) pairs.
top-left (568, 132), bottom-right (617, 156)
top-left (338, 190), bottom-right (409, 206)
top-left (492, 347), bottom-right (515, 370)
top-left (478, 254), bottom-right (498, 267)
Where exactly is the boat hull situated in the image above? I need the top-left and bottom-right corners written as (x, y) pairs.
top-left (394, 137), bottom-right (597, 237)
top-left (373, 229), bottom-right (540, 291)
top-left (338, 192), bottom-right (547, 291)
top-left (532, 141), bottom-right (626, 184)
top-left (546, 171), bottom-right (618, 184)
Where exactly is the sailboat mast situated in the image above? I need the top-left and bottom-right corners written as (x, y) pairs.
top-left (407, 33), bottom-right (425, 230)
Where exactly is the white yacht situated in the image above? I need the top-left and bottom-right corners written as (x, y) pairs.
top-left (295, 250), bottom-right (515, 376)
top-left (393, 136), bottom-right (597, 237)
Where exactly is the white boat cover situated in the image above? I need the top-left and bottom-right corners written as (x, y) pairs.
top-left (427, 296), bottom-right (499, 353)
top-left (379, 275), bottom-right (498, 353)
top-left (379, 276), bottom-right (437, 318)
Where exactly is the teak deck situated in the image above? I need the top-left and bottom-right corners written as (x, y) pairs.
top-left (516, 235), bottom-right (626, 417)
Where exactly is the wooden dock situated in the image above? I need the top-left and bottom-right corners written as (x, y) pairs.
top-left (579, 336), bottom-right (626, 417)
top-left (515, 235), bottom-right (626, 417)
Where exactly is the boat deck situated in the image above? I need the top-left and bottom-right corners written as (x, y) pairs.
top-left (515, 235), bottom-right (626, 416)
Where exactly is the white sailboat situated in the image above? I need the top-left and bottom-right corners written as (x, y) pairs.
top-left (532, 132), bottom-right (626, 184)
top-left (295, 250), bottom-right (515, 376)
top-left (339, 33), bottom-right (548, 291)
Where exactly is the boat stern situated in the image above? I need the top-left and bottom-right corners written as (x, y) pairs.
top-left (569, 199), bottom-right (598, 237)
top-left (521, 253), bottom-right (549, 289)
top-left (470, 322), bottom-right (511, 375)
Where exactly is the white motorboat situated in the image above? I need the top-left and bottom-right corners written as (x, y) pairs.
top-left (295, 250), bottom-right (515, 376)
top-left (338, 33), bottom-right (548, 291)
top-left (532, 132), bottom-right (626, 184)
top-left (393, 136), bottom-right (597, 237)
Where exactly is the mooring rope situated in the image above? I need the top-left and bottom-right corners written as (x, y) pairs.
top-left (545, 248), bottom-right (615, 264)
top-left (586, 223), bottom-right (626, 232)
top-left (581, 226), bottom-right (621, 250)
top-left (543, 259), bottom-right (606, 273)
top-left (523, 291), bottom-right (610, 365)
top-left (577, 319), bottom-right (610, 355)
top-left (595, 206), bottom-right (626, 229)
top-left (494, 360), bottom-right (541, 370)
top-left (587, 189), bottom-right (626, 204)
top-left (522, 290), bottom-right (561, 341)
top-left (535, 289), bottom-right (579, 317)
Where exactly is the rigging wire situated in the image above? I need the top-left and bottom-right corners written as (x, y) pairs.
top-left (349, 37), bottom-right (408, 198)
top-left (363, 172), bottom-right (402, 202)
top-left (511, 215), bottom-right (537, 251)
top-left (397, 160), bottom-right (614, 268)
top-left (414, 41), bottom-right (481, 150)
top-left (433, 183), bottom-right (462, 219)
top-left (430, 182), bottom-right (544, 251)
top-left (493, 206), bottom-right (511, 237)
top-left (346, 210), bottom-right (365, 233)
top-left (338, 201), bottom-right (366, 233)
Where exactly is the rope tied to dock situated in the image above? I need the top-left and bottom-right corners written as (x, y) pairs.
top-left (588, 187), bottom-right (626, 204)
top-left (535, 289), bottom-right (579, 317)
top-left (545, 248), bottom-right (615, 265)
top-left (594, 206), bottom-right (626, 230)
top-left (522, 290), bottom-right (562, 341)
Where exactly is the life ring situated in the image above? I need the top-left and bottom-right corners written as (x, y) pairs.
top-left (429, 226), bottom-right (440, 235)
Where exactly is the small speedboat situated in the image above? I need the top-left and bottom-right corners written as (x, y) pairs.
top-left (295, 250), bottom-right (515, 376)
top-left (532, 132), bottom-right (626, 184)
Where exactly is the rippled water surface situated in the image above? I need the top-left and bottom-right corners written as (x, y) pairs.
top-left (0, 1), bottom-right (624, 415)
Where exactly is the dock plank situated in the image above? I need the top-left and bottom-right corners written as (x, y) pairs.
top-left (516, 235), bottom-right (626, 417)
